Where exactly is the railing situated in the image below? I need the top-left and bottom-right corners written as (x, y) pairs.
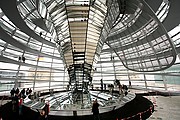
top-left (0, 92), bottom-right (11, 107)
top-left (23, 90), bottom-right (136, 116)
top-left (49, 93), bottom-right (135, 116)
top-left (117, 105), bottom-right (153, 120)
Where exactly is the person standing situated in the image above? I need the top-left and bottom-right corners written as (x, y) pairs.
top-left (29, 88), bottom-right (32, 94)
top-left (19, 97), bottom-right (23, 116)
top-left (26, 88), bottom-right (29, 95)
top-left (12, 92), bottom-right (19, 120)
top-left (43, 102), bottom-right (49, 120)
top-left (10, 88), bottom-right (15, 98)
top-left (15, 88), bottom-right (19, 95)
top-left (18, 56), bottom-right (21, 62)
top-left (100, 79), bottom-right (103, 91)
top-left (92, 99), bottom-right (100, 120)
top-left (20, 88), bottom-right (26, 98)
top-left (119, 84), bottom-right (123, 98)
top-left (22, 56), bottom-right (25, 63)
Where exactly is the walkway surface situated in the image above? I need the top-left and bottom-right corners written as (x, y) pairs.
top-left (147, 95), bottom-right (180, 120)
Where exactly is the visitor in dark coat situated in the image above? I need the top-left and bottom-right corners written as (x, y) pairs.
top-left (92, 99), bottom-right (100, 120)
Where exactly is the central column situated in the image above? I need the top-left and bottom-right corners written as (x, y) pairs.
top-left (68, 62), bottom-right (92, 105)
